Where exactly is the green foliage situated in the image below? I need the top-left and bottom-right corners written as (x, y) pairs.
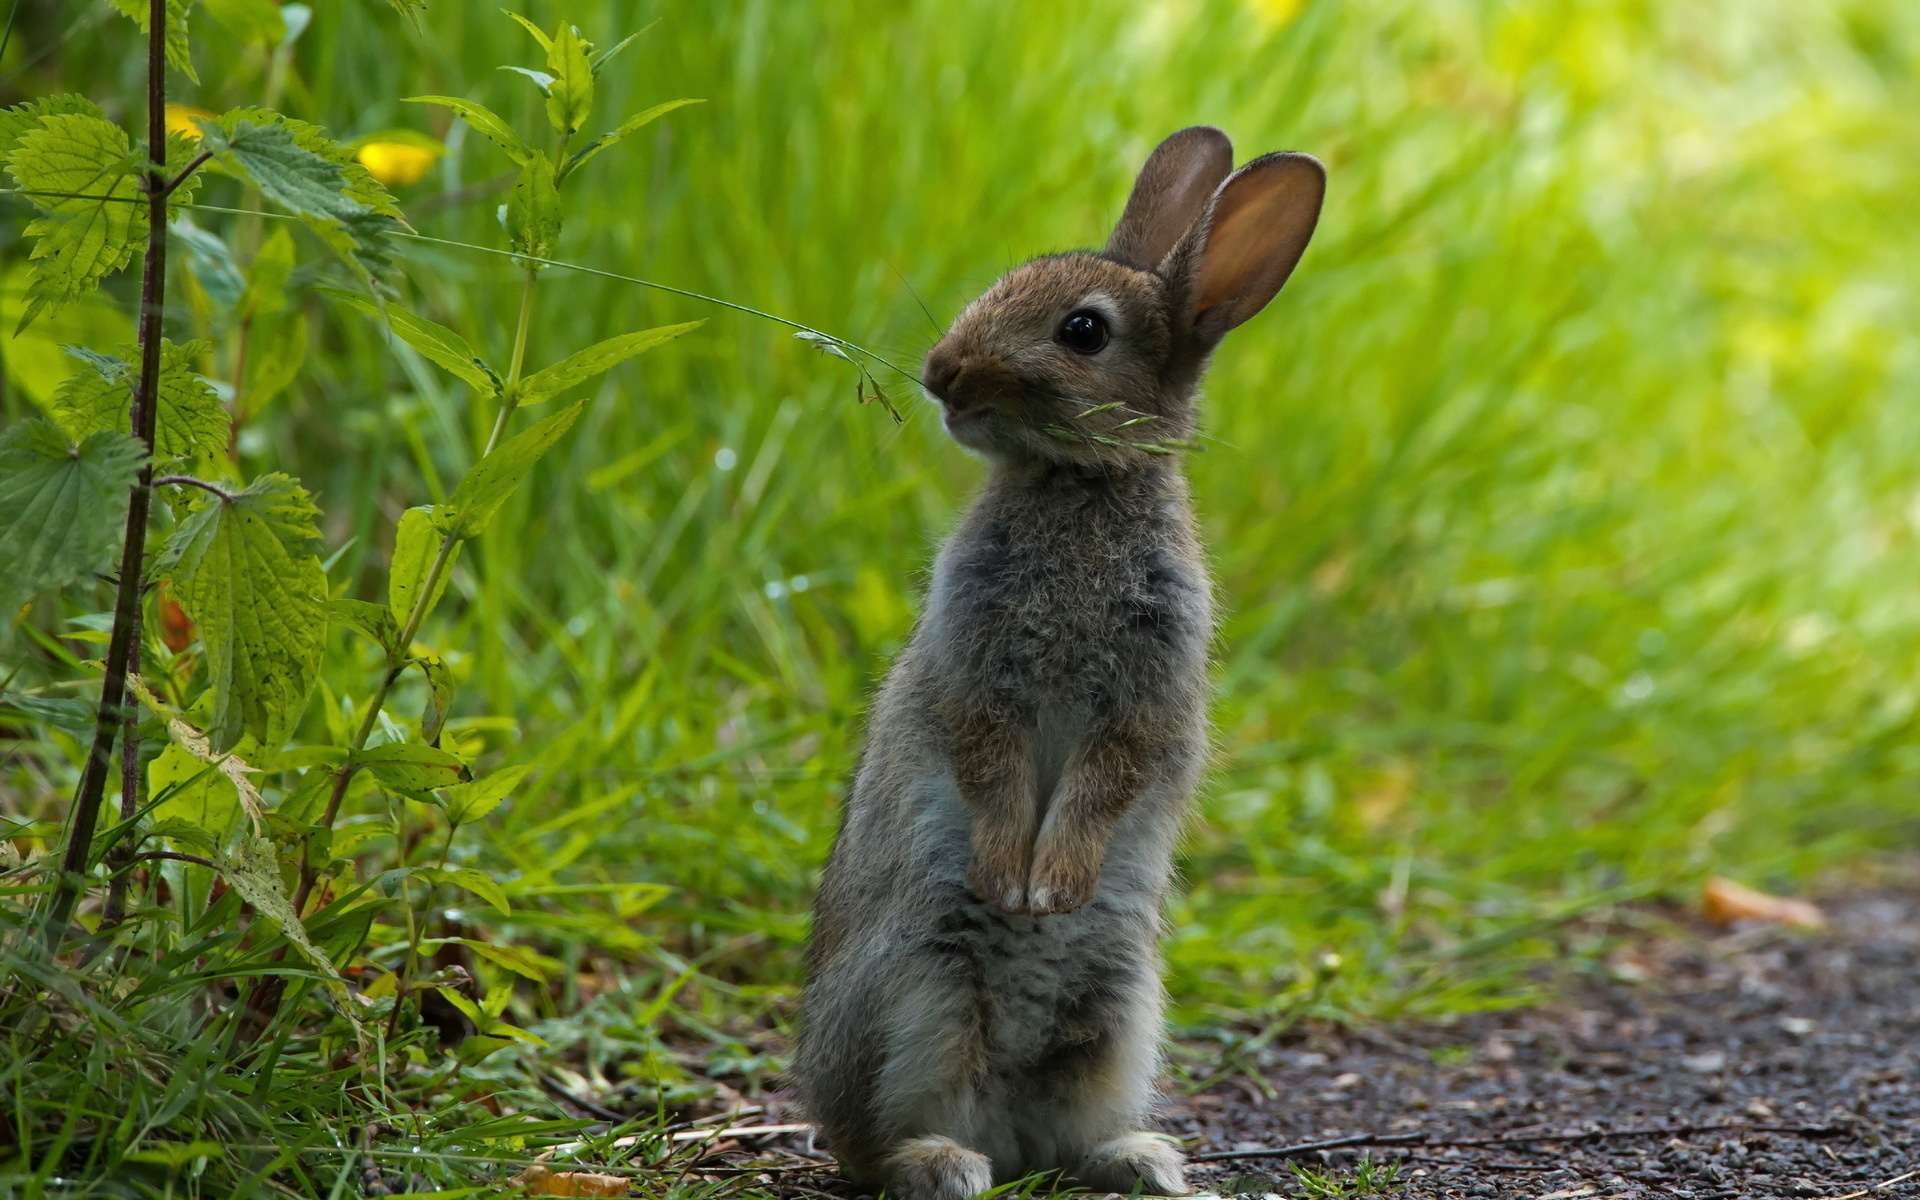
top-left (506, 152), bottom-right (561, 262)
top-left (0, 419), bottom-right (144, 612)
top-left (387, 504), bottom-right (456, 626)
top-left (50, 340), bottom-right (224, 460)
top-left (442, 400), bottom-right (586, 537)
top-left (516, 322), bottom-right (701, 406)
top-left (108, 0), bottom-right (197, 82)
top-left (5, 110), bottom-right (143, 329)
top-left (156, 474), bottom-right (329, 752)
top-left (16, 0), bottom-right (1920, 1192)
top-left (321, 287), bottom-right (501, 395)
top-left (196, 108), bottom-right (402, 286)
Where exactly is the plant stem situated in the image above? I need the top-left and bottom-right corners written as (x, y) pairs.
top-left (99, 601), bottom-right (144, 931)
top-left (241, 226), bottom-right (545, 1038)
top-left (43, 0), bottom-right (170, 947)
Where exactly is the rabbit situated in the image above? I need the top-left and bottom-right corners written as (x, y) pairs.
top-left (794, 126), bottom-right (1325, 1200)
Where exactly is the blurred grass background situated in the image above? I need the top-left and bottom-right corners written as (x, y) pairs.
top-left (10, 0), bottom-right (1920, 1036)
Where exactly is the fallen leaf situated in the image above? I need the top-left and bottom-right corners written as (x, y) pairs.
top-left (512, 1164), bottom-right (630, 1197)
top-left (1702, 876), bottom-right (1825, 929)
top-left (1536, 1187), bottom-right (1597, 1200)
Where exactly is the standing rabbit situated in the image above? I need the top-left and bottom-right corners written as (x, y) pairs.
top-left (795, 127), bottom-right (1325, 1200)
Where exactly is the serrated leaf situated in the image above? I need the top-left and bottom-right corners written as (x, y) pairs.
top-left (198, 109), bottom-right (401, 288)
top-left (108, 0), bottom-right (198, 83)
top-left (388, 505), bottom-right (458, 628)
top-left (351, 741), bottom-right (465, 790)
top-left (542, 23), bottom-right (595, 139)
top-left (504, 154), bottom-right (559, 263)
top-left (330, 597), bottom-right (399, 657)
top-left (321, 288), bottom-right (499, 395)
top-left (443, 401), bottom-right (585, 539)
top-left (562, 98), bottom-right (702, 180)
top-left (439, 764), bottom-right (527, 827)
top-left (414, 652), bottom-right (453, 743)
top-left (154, 474), bottom-right (328, 752)
top-left (420, 866), bottom-right (509, 915)
top-left (5, 112), bottom-right (142, 329)
top-left (50, 339), bottom-right (224, 461)
top-left (0, 95), bottom-right (106, 163)
top-left (404, 96), bottom-right (531, 165)
top-left (516, 322), bottom-right (701, 407)
top-left (0, 420), bottom-right (144, 612)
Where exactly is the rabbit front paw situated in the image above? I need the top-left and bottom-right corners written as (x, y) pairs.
top-left (967, 856), bottom-right (1031, 914)
top-left (1027, 851), bottom-right (1101, 916)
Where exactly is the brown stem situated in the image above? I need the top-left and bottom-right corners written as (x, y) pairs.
top-left (99, 600), bottom-right (145, 931)
top-left (44, 0), bottom-right (170, 947)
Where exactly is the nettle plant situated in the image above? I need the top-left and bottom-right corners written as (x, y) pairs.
top-left (0, 1), bottom-right (698, 1053)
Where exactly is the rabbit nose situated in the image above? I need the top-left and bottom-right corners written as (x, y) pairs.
top-left (922, 347), bottom-right (963, 404)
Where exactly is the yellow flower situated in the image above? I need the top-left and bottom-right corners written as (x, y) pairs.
top-left (355, 141), bottom-right (440, 187)
top-left (164, 104), bottom-right (216, 141)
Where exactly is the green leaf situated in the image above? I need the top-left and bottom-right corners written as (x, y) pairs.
top-left (414, 652), bottom-right (454, 743)
top-left (420, 865), bottom-right (510, 915)
top-left (504, 11), bottom-right (553, 52)
top-left (388, 505), bottom-right (458, 628)
top-left (148, 742), bottom-right (240, 842)
top-left (242, 306), bottom-right (307, 417)
top-left (172, 215), bottom-right (247, 308)
top-left (438, 765), bottom-right (528, 827)
top-left (321, 288), bottom-right (500, 396)
top-left (4, 112), bottom-right (142, 329)
top-left (516, 322), bottom-right (701, 407)
top-left (382, 0), bottom-right (425, 28)
top-left (504, 154), bottom-right (560, 263)
top-left (562, 99), bottom-right (702, 180)
top-left (145, 816), bottom-right (217, 855)
top-left (0, 420), bottom-right (144, 613)
top-left (404, 96), bottom-right (532, 165)
top-left (108, 0), bottom-right (198, 83)
top-left (542, 23), bottom-right (595, 139)
top-left (197, 109), bottom-right (402, 288)
top-left (202, 0), bottom-right (286, 45)
top-left (50, 340), bottom-right (224, 461)
top-left (0, 95), bottom-right (105, 163)
top-left (350, 741), bottom-right (465, 790)
top-left (443, 400), bottom-right (585, 538)
top-left (218, 833), bottom-right (365, 1045)
top-left (446, 936), bottom-right (555, 982)
top-left (330, 597), bottom-right (399, 657)
top-left (154, 474), bottom-right (329, 752)
top-left (240, 225), bottom-right (297, 322)
top-left (128, 1141), bottom-right (223, 1167)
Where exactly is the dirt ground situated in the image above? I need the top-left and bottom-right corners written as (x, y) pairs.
top-left (1166, 886), bottom-right (1920, 1199)
top-left (717, 886), bottom-right (1917, 1200)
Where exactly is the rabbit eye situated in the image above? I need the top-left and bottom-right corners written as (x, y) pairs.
top-left (1057, 310), bottom-right (1110, 355)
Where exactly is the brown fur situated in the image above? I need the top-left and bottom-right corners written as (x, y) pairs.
top-left (796, 128), bottom-right (1325, 1199)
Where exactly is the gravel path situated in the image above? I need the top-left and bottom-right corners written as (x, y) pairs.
top-left (1169, 887), bottom-right (1920, 1200)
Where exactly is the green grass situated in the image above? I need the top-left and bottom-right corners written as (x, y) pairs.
top-left (5, 0), bottom-right (1920, 1191)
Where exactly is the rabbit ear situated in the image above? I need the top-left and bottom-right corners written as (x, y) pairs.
top-left (1175, 151), bottom-right (1325, 346)
top-left (1105, 126), bottom-right (1235, 271)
